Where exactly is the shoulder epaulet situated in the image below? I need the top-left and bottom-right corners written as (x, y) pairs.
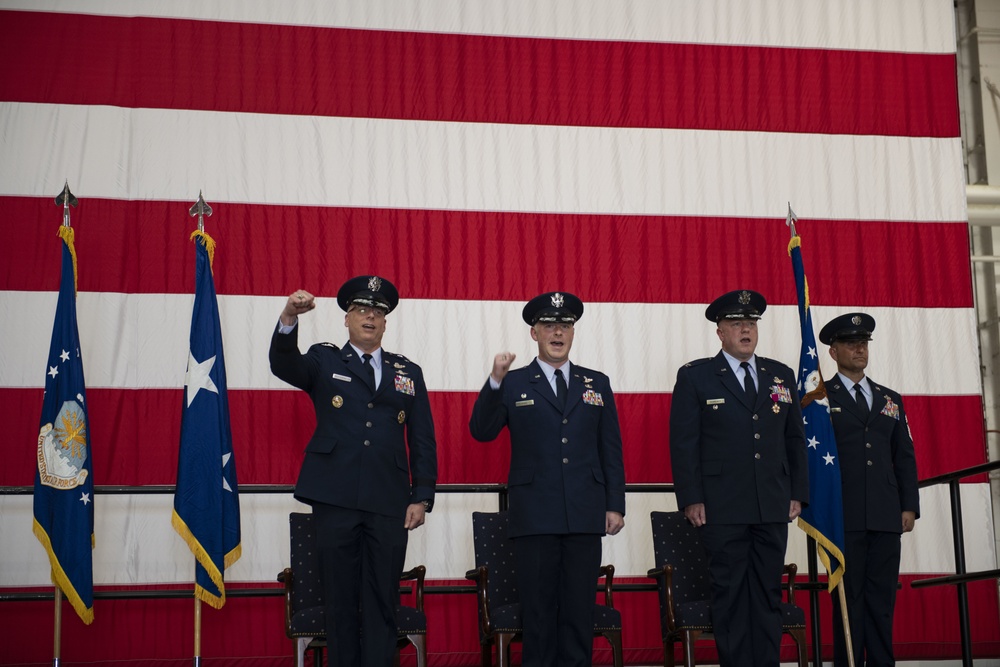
top-left (384, 350), bottom-right (419, 367)
top-left (320, 342), bottom-right (340, 350)
top-left (684, 357), bottom-right (713, 368)
top-left (759, 356), bottom-right (792, 372)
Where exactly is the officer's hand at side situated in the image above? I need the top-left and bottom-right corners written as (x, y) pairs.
top-left (280, 290), bottom-right (316, 326)
top-left (605, 511), bottom-right (625, 536)
top-left (789, 500), bottom-right (802, 521)
top-left (902, 511), bottom-right (916, 533)
top-left (491, 352), bottom-right (516, 384)
top-left (684, 503), bottom-right (706, 527)
top-left (404, 503), bottom-right (426, 530)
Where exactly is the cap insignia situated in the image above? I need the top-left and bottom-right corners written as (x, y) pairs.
top-left (851, 315), bottom-right (862, 325)
top-left (368, 276), bottom-right (382, 292)
top-left (551, 292), bottom-right (565, 308)
top-left (738, 290), bottom-right (751, 305)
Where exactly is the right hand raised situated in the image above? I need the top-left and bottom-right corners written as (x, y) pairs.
top-left (491, 352), bottom-right (516, 384)
top-left (281, 289), bottom-right (316, 326)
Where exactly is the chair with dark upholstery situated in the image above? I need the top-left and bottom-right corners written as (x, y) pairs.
top-left (465, 510), bottom-right (623, 667)
top-left (279, 512), bottom-right (427, 667)
top-left (646, 510), bottom-right (808, 667)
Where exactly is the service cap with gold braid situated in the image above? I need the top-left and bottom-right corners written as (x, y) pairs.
top-left (522, 291), bottom-right (584, 325)
top-left (705, 289), bottom-right (767, 322)
top-left (818, 312), bottom-right (876, 345)
top-left (336, 275), bottom-right (399, 314)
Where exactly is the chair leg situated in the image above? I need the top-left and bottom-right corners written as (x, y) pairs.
top-left (406, 634), bottom-right (427, 667)
top-left (481, 642), bottom-right (492, 667)
top-left (295, 637), bottom-right (310, 667)
top-left (788, 627), bottom-right (809, 667)
top-left (682, 629), bottom-right (701, 667)
top-left (496, 632), bottom-right (515, 667)
top-left (663, 638), bottom-right (674, 667)
top-left (602, 630), bottom-right (624, 667)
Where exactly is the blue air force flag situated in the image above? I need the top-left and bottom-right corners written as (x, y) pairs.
top-left (33, 225), bottom-right (95, 624)
top-left (789, 223), bottom-right (847, 592)
top-left (171, 231), bottom-right (241, 609)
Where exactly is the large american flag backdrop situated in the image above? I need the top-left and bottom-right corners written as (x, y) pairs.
top-left (1, 1), bottom-right (998, 665)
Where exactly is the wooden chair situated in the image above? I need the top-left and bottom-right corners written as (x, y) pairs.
top-left (279, 512), bottom-right (427, 667)
top-left (465, 510), bottom-right (623, 667)
top-left (646, 510), bottom-right (808, 667)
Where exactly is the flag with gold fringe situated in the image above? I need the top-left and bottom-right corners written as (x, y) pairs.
top-left (171, 230), bottom-right (241, 608)
top-left (33, 224), bottom-right (95, 624)
top-left (789, 209), bottom-right (847, 592)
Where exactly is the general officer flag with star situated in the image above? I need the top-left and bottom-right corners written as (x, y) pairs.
top-left (172, 230), bottom-right (241, 609)
top-left (788, 211), bottom-right (847, 592)
top-left (33, 225), bottom-right (95, 624)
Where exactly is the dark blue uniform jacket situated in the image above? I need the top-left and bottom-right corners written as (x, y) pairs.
top-left (469, 359), bottom-right (626, 538)
top-left (269, 325), bottom-right (437, 519)
top-left (827, 377), bottom-right (919, 533)
top-left (670, 352), bottom-right (809, 524)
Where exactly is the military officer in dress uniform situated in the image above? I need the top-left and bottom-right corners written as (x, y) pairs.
top-left (819, 312), bottom-right (919, 667)
top-left (469, 291), bottom-right (626, 667)
top-left (269, 276), bottom-right (437, 667)
top-left (669, 289), bottom-right (809, 667)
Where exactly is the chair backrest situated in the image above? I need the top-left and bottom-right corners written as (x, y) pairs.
top-left (650, 511), bottom-right (712, 606)
top-left (471, 511), bottom-right (519, 612)
top-left (289, 512), bottom-right (325, 614)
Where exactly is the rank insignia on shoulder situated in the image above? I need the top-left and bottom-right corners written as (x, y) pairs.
top-left (881, 396), bottom-right (900, 419)
top-left (582, 390), bottom-right (604, 406)
top-left (321, 342), bottom-right (339, 349)
top-left (394, 375), bottom-right (416, 396)
top-left (332, 395), bottom-right (344, 408)
top-left (398, 410), bottom-right (406, 423)
top-left (515, 399), bottom-right (535, 407)
top-left (769, 385), bottom-right (793, 404)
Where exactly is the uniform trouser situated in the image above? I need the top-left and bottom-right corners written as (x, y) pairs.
top-left (700, 522), bottom-right (788, 667)
top-left (313, 503), bottom-right (408, 667)
top-left (832, 530), bottom-right (902, 667)
top-left (512, 533), bottom-right (602, 667)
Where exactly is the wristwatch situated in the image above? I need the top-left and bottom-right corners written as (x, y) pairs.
top-left (421, 500), bottom-right (431, 511)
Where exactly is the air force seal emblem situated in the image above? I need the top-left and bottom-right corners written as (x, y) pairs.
top-left (37, 400), bottom-right (89, 489)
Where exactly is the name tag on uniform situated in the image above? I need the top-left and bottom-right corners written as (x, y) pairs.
top-left (515, 399), bottom-right (535, 407)
top-left (332, 373), bottom-right (352, 382)
top-left (831, 407), bottom-right (842, 413)
top-left (706, 398), bottom-right (725, 405)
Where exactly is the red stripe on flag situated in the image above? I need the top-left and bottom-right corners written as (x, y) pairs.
top-left (0, 389), bottom-right (984, 486)
top-left (0, 197), bottom-right (974, 308)
top-left (0, 10), bottom-right (959, 137)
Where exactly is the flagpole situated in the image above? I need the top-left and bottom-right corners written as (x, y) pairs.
top-left (51, 181), bottom-right (78, 667)
top-left (836, 581), bottom-right (857, 667)
top-left (52, 588), bottom-right (62, 667)
top-left (193, 595), bottom-right (202, 667)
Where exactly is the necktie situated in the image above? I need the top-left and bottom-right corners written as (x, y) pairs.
top-left (854, 383), bottom-right (869, 418)
top-left (554, 368), bottom-right (568, 409)
top-left (362, 353), bottom-right (376, 390)
top-left (740, 361), bottom-right (755, 399)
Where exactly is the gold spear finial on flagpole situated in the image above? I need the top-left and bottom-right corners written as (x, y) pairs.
top-left (55, 181), bottom-right (78, 228)
top-left (189, 191), bottom-right (213, 233)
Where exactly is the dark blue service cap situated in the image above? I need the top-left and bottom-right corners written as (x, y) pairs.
top-left (522, 291), bottom-right (584, 325)
top-left (819, 312), bottom-right (875, 345)
top-left (705, 290), bottom-right (767, 322)
top-left (336, 275), bottom-right (399, 314)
